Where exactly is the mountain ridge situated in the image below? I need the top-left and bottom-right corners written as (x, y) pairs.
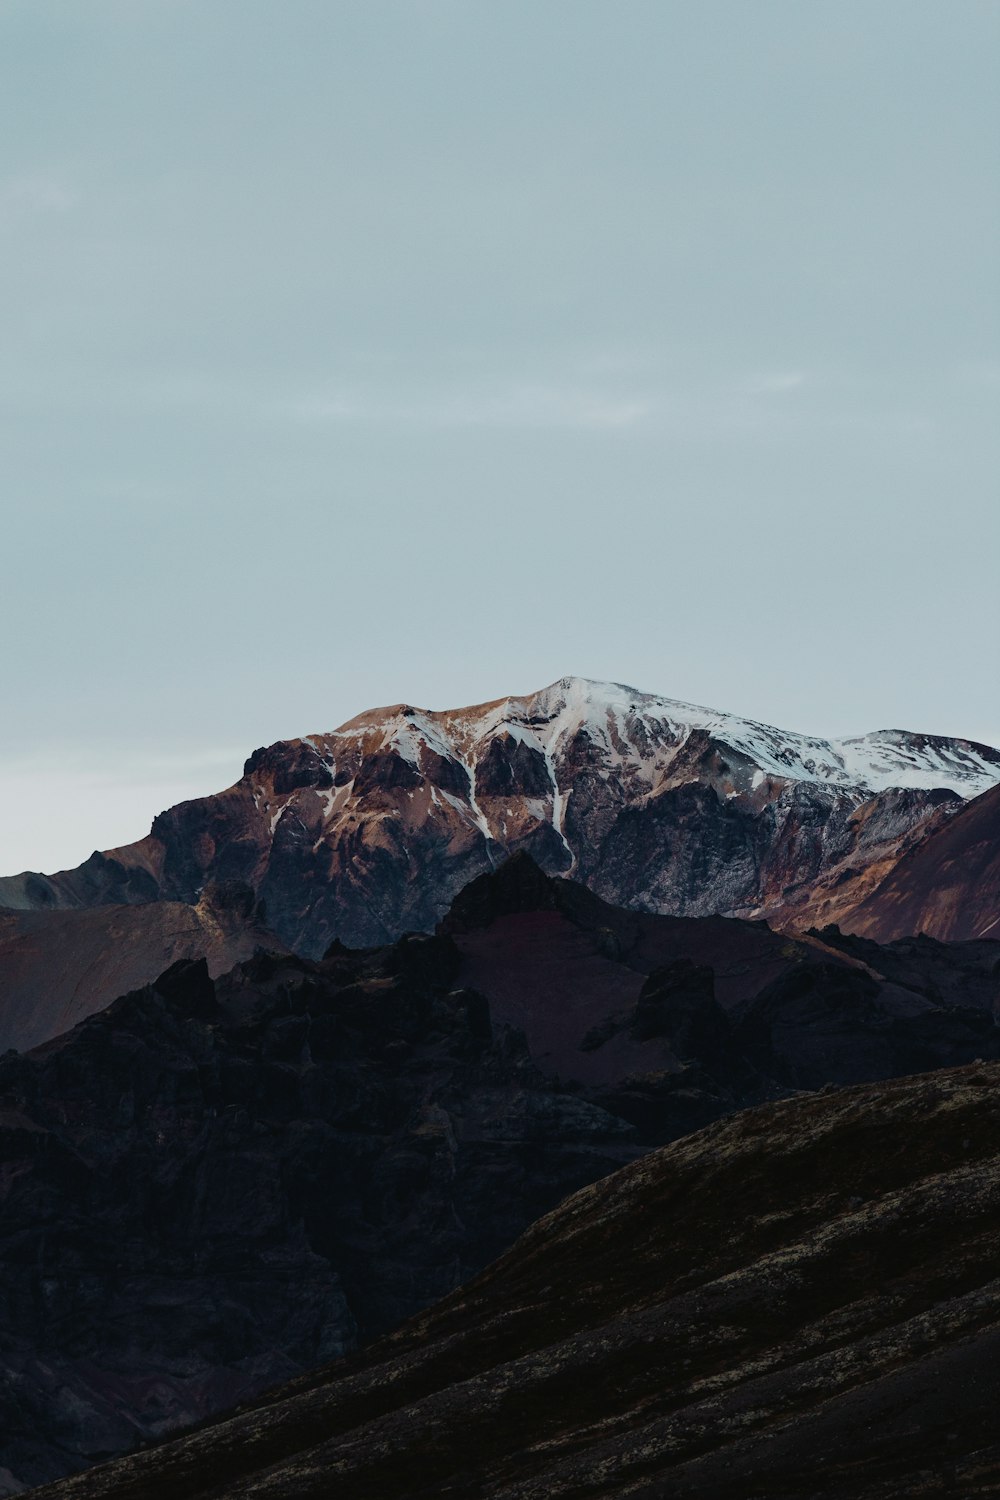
top-left (2, 677), bottom-right (997, 958)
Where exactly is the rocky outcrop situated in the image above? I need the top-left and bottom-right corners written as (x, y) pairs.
top-left (32, 1061), bottom-right (1000, 1500)
top-left (2, 678), bottom-right (997, 959)
top-left (2, 858), bottom-right (999, 1491)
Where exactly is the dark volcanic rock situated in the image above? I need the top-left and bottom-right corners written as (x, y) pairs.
top-left (810, 921), bottom-right (1000, 1009)
top-left (473, 734), bottom-right (552, 798)
top-left (734, 956), bottom-right (1000, 1090)
top-left (630, 960), bottom-right (726, 1053)
top-left (444, 857), bottom-right (1000, 1093)
top-left (242, 742), bottom-right (334, 795)
top-left (441, 848), bottom-right (571, 929)
top-left (32, 1063), bottom-right (1000, 1500)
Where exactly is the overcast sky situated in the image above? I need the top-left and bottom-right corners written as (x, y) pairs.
top-left (2, 0), bottom-right (998, 875)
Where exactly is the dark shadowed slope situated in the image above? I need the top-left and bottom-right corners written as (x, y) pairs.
top-left (32, 1062), bottom-right (1000, 1500)
top-left (444, 854), bottom-right (1000, 1093)
top-left (0, 931), bottom-right (642, 1494)
top-left (844, 782), bottom-right (1000, 942)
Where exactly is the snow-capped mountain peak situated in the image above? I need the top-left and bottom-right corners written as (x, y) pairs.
top-left (323, 676), bottom-right (1000, 800)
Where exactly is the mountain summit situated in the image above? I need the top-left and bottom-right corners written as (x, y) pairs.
top-left (2, 677), bottom-right (998, 953)
top-left (332, 676), bottom-right (1000, 801)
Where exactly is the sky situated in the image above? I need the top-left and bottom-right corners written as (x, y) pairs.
top-left (1, 0), bottom-right (998, 875)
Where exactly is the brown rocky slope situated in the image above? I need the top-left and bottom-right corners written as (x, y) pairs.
top-left (841, 782), bottom-right (1000, 943)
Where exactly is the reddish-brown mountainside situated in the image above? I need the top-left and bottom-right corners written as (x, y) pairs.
top-left (842, 782), bottom-right (1000, 942)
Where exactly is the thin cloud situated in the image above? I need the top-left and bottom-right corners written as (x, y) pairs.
top-left (284, 384), bottom-right (652, 432)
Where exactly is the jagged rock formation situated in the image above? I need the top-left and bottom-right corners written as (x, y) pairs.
top-left (2, 678), bottom-right (997, 958)
top-left (2, 858), bottom-right (999, 1492)
top-left (31, 1060), bottom-right (1000, 1500)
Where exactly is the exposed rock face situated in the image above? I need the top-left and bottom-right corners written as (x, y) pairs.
top-left (2, 678), bottom-right (996, 958)
top-left (33, 1061), bottom-right (1000, 1500)
top-left (2, 858), bottom-right (999, 1492)
top-left (0, 883), bottom-right (280, 1054)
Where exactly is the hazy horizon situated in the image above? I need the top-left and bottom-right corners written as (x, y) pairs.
top-left (2, 0), bottom-right (997, 873)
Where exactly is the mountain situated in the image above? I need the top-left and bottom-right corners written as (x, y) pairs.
top-left (32, 1058), bottom-right (1000, 1500)
top-left (3, 857), bottom-right (999, 1493)
top-left (0, 882), bottom-right (280, 1055)
top-left (3, 678), bottom-right (997, 958)
top-left (838, 781), bottom-right (1000, 942)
